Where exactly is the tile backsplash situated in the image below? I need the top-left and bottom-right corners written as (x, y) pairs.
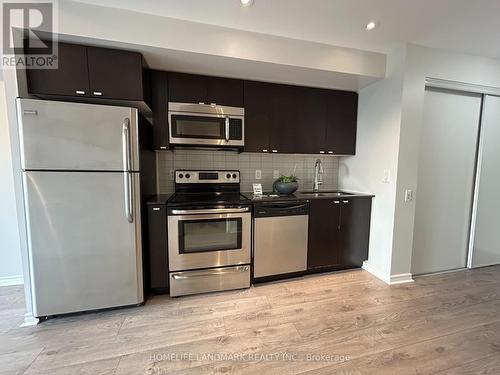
top-left (156, 150), bottom-right (339, 194)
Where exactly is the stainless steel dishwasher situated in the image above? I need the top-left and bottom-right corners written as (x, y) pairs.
top-left (253, 201), bottom-right (309, 278)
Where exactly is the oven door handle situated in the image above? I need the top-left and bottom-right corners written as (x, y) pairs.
top-left (171, 266), bottom-right (250, 280)
top-left (170, 207), bottom-right (250, 215)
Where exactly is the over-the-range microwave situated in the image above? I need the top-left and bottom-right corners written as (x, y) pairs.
top-left (168, 102), bottom-right (244, 148)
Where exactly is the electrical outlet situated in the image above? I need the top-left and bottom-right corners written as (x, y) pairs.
top-left (170, 169), bottom-right (175, 181)
top-left (273, 170), bottom-right (280, 179)
top-left (383, 169), bottom-right (390, 183)
top-left (255, 170), bottom-right (262, 180)
top-left (405, 189), bottom-right (414, 202)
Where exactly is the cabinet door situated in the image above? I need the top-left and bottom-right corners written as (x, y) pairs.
top-left (244, 81), bottom-right (271, 152)
top-left (147, 204), bottom-right (169, 291)
top-left (207, 76), bottom-right (244, 107)
top-left (168, 73), bottom-right (207, 104)
top-left (341, 198), bottom-right (372, 268)
top-left (325, 91), bottom-right (358, 155)
top-left (27, 42), bottom-right (89, 97)
top-left (269, 84), bottom-right (298, 154)
top-left (307, 199), bottom-right (342, 269)
top-left (150, 70), bottom-right (169, 150)
top-left (87, 47), bottom-right (144, 100)
top-left (295, 87), bottom-right (327, 154)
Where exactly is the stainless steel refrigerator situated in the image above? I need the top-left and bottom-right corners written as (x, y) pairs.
top-left (17, 98), bottom-right (151, 317)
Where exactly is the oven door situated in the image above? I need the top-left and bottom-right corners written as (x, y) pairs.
top-left (168, 207), bottom-right (251, 271)
top-left (168, 112), bottom-right (244, 147)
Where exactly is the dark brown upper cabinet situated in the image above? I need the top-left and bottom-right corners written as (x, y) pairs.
top-left (325, 91), bottom-right (358, 155)
top-left (150, 70), bottom-right (169, 150)
top-left (207, 76), bottom-right (244, 107)
top-left (244, 80), bottom-right (357, 155)
top-left (168, 73), bottom-right (207, 104)
top-left (168, 73), bottom-right (244, 107)
top-left (26, 42), bottom-right (150, 111)
top-left (26, 42), bottom-right (90, 97)
top-left (87, 47), bottom-right (144, 100)
top-left (269, 84), bottom-right (298, 154)
top-left (244, 80), bottom-right (272, 152)
top-left (295, 87), bottom-right (328, 154)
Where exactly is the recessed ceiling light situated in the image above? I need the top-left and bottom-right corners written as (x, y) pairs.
top-left (365, 21), bottom-right (376, 31)
top-left (240, 0), bottom-right (253, 7)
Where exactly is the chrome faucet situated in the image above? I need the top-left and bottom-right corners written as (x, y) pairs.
top-left (313, 159), bottom-right (324, 192)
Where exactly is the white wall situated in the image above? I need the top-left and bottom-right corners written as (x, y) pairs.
top-left (339, 47), bottom-right (405, 282)
top-left (0, 79), bottom-right (23, 285)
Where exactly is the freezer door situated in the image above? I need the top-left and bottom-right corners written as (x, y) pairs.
top-left (17, 98), bottom-right (140, 171)
top-left (23, 171), bottom-right (143, 317)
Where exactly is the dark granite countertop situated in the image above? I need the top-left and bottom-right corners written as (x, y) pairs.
top-left (241, 190), bottom-right (375, 202)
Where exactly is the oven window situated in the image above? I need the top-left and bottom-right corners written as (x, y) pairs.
top-left (171, 115), bottom-right (225, 139)
top-left (179, 218), bottom-right (242, 253)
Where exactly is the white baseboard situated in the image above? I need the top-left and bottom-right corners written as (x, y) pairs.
top-left (389, 273), bottom-right (414, 285)
top-left (0, 275), bottom-right (24, 287)
top-left (362, 261), bottom-right (414, 285)
top-left (20, 312), bottom-right (39, 327)
top-left (362, 261), bottom-right (391, 284)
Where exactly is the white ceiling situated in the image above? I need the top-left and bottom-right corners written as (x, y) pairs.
top-left (73, 0), bottom-right (500, 60)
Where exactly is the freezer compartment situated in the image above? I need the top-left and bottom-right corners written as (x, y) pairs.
top-left (23, 171), bottom-right (143, 317)
top-left (17, 98), bottom-right (140, 171)
top-left (169, 266), bottom-right (250, 297)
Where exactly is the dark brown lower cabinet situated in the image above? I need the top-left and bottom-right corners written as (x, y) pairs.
top-left (146, 200), bottom-right (169, 293)
top-left (307, 199), bottom-right (343, 269)
top-left (307, 197), bottom-right (372, 270)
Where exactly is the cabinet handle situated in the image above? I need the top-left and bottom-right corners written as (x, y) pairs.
top-left (262, 149), bottom-right (268, 152)
top-left (75, 90), bottom-right (85, 95)
top-left (342, 200), bottom-right (349, 204)
top-left (160, 146), bottom-right (167, 150)
top-left (93, 91), bottom-right (103, 96)
top-left (319, 151), bottom-right (325, 154)
top-left (328, 151), bottom-right (334, 154)
top-left (272, 150), bottom-right (278, 153)
top-left (334, 201), bottom-right (340, 204)
top-left (198, 102), bottom-right (205, 105)
top-left (153, 207), bottom-right (161, 211)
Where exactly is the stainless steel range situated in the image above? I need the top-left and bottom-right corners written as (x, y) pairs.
top-left (167, 170), bottom-right (251, 296)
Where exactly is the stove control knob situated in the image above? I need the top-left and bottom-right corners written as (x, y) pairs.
top-left (232, 173), bottom-right (238, 179)
top-left (226, 173), bottom-right (231, 179)
top-left (178, 173), bottom-right (184, 179)
top-left (185, 173), bottom-right (191, 179)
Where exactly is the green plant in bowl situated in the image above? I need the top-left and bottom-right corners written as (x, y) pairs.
top-left (273, 175), bottom-right (299, 195)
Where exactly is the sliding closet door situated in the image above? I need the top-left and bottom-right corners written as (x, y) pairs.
top-left (472, 95), bottom-right (500, 268)
top-left (412, 88), bottom-right (482, 275)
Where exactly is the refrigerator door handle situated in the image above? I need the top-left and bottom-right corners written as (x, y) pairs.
top-left (124, 171), bottom-right (134, 223)
top-left (122, 118), bottom-right (132, 172)
top-left (122, 118), bottom-right (133, 223)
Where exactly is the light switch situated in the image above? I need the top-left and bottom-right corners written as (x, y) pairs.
top-left (273, 170), bottom-right (280, 179)
top-left (383, 169), bottom-right (390, 183)
top-left (255, 170), bottom-right (262, 180)
top-left (405, 189), bottom-right (414, 202)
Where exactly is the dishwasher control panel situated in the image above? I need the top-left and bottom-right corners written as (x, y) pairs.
top-left (254, 201), bottom-right (309, 218)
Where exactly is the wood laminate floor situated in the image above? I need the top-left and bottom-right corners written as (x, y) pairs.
top-left (2, 266), bottom-right (500, 374)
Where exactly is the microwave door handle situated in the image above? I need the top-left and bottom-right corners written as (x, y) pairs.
top-left (225, 116), bottom-right (230, 142)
